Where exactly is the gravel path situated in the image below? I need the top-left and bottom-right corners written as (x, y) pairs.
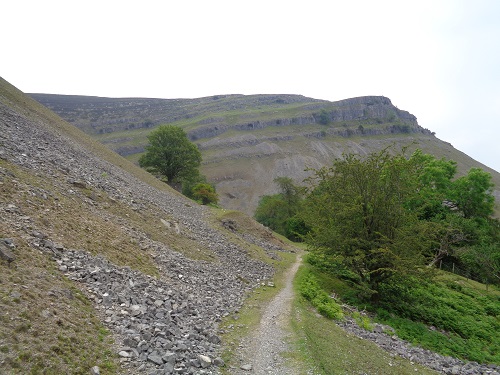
top-left (230, 254), bottom-right (312, 375)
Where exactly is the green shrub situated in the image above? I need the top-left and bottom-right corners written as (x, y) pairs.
top-left (191, 183), bottom-right (218, 205)
top-left (299, 273), bottom-right (343, 320)
top-left (306, 256), bottom-right (500, 364)
top-left (485, 303), bottom-right (500, 316)
top-left (318, 109), bottom-right (330, 125)
top-left (374, 276), bottom-right (500, 364)
top-left (353, 311), bottom-right (373, 331)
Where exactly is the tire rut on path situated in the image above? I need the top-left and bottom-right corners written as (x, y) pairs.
top-left (230, 254), bottom-right (312, 375)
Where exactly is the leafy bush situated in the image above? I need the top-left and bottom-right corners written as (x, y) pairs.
top-left (306, 252), bottom-right (360, 283)
top-left (375, 276), bottom-right (500, 364)
top-left (484, 303), bottom-right (500, 316)
top-left (254, 177), bottom-right (305, 241)
top-left (191, 183), bottom-right (218, 205)
top-left (306, 255), bottom-right (500, 364)
top-left (318, 109), bottom-right (330, 125)
top-left (284, 216), bottom-right (309, 242)
top-left (299, 273), bottom-right (343, 320)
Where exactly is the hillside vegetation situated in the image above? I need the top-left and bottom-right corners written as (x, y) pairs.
top-left (30, 93), bottom-right (500, 216)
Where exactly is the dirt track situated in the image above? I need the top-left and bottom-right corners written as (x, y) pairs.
top-left (229, 254), bottom-right (314, 375)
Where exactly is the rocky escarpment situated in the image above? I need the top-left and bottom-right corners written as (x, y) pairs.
top-left (29, 93), bottom-right (325, 135)
top-left (29, 93), bottom-right (444, 215)
top-left (189, 96), bottom-right (423, 141)
top-left (30, 93), bottom-right (428, 144)
top-left (28, 90), bottom-right (500, 219)
top-left (2, 84), bottom-right (287, 373)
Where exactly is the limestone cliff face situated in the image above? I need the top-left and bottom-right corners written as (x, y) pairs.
top-left (29, 93), bottom-right (499, 216)
top-left (189, 96), bottom-right (420, 141)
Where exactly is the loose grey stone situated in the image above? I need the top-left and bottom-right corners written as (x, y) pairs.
top-left (163, 362), bottom-right (174, 373)
top-left (161, 351), bottom-right (176, 364)
top-left (0, 240), bottom-right (15, 265)
top-left (147, 353), bottom-right (164, 366)
top-left (199, 354), bottom-right (211, 368)
top-left (213, 357), bottom-right (225, 367)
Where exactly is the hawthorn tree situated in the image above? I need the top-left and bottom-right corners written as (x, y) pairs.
top-left (139, 125), bottom-right (202, 184)
top-left (450, 168), bottom-right (495, 219)
top-left (301, 148), bottom-right (499, 301)
top-left (302, 149), bottom-right (430, 300)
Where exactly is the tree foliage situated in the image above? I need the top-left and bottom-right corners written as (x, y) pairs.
top-left (318, 109), bottom-right (330, 125)
top-left (139, 125), bottom-right (202, 184)
top-left (300, 148), bottom-right (499, 301)
top-left (450, 168), bottom-right (495, 218)
top-left (302, 149), bottom-right (428, 298)
top-left (254, 177), bottom-right (307, 241)
top-left (191, 183), bottom-right (218, 205)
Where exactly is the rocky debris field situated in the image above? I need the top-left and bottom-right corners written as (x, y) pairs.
top-left (0, 97), bottom-right (280, 374)
top-left (45, 245), bottom-right (225, 374)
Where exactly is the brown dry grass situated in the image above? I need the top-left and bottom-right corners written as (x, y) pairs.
top-left (0, 226), bottom-right (119, 374)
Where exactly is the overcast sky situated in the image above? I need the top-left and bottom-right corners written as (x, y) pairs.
top-left (2, 0), bottom-right (499, 172)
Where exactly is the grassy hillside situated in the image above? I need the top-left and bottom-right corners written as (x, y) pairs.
top-left (30, 93), bottom-right (500, 216)
top-left (297, 255), bottom-right (500, 369)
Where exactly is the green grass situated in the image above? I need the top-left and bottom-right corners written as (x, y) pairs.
top-left (291, 263), bottom-right (439, 375)
top-left (304, 253), bottom-right (500, 365)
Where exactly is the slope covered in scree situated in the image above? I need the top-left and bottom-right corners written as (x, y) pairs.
top-left (1, 77), bottom-right (291, 374)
